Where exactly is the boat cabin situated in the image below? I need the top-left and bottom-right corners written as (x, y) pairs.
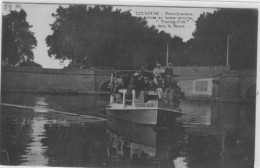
top-left (110, 89), bottom-right (158, 108)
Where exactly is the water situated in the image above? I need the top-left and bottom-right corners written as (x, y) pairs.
top-left (0, 92), bottom-right (255, 167)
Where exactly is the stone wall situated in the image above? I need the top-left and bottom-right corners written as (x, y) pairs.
top-left (218, 70), bottom-right (256, 100)
top-left (1, 67), bottom-right (135, 94)
top-left (1, 67), bottom-right (97, 93)
top-left (178, 70), bottom-right (256, 101)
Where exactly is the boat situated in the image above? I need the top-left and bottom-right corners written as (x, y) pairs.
top-left (106, 86), bottom-right (183, 125)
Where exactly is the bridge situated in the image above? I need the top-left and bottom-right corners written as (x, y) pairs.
top-left (218, 70), bottom-right (256, 100)
top-left (1, 66), bottom-right (256, 101)
top-left (1, 67), bottom-right (132, 94)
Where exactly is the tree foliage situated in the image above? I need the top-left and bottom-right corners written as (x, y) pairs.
top-left (186, 9), bottom-right (258, 69)
top-left (2, 9), bottom-right (37, 65)
top-left (19, 60), bottom-right (42, 68)
top-left (167, 36), bottom-right (186, 66)
top-left (46, 5), bottom-right (171, 69)
top-left (46, 6), bottom-right (257, 70)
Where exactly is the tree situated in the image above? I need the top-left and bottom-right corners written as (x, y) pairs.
top-left (167, 36), bottom-right (186, 66)
top-left (46, 5), bottom-right (171, 70)
top-left (2, 9), bottom-right (37, 65)
top-left (187, 9), bottom-right (258, 69)
top-left (19, 60), bottom-right (42, 68)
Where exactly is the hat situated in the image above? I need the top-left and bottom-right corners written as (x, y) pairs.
top-left (134, 72), bottom-right (140, 76)
top-left (156, 63), bottom-right (161, 67)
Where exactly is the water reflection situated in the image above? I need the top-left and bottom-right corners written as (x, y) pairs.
top-left (42, 123), bottom-right (108, 167)
top-left (180, 101), bottom-right (212, 125)
top-left (0, 92), bottom-right (255, 167)
top-left (0, 106), bottom-right (35, 165)
top-left (0, 93), bottom-right (108, 166)
top-left (20, 116), bottom-right (48, 166)
top-left (20, 97), bottom-right (48, 166)
top-left (106, 120), bottom-right (186, 168)
top-left (34, 97), bottom-right (48, 113)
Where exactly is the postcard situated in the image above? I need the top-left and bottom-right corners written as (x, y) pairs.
top-left (1, 0), bottom-right (259, 167)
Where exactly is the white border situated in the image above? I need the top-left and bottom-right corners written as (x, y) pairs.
top-left (0, 0), bottom-right (259, 168)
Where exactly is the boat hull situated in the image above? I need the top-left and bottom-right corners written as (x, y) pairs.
top-left (106, 107), bottom-right (182, 125)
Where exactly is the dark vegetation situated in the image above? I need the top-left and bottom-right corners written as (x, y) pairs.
top-left (2, 6), bottom-right (257, 70)
top-left (2, 9), bottom-right (37, 66)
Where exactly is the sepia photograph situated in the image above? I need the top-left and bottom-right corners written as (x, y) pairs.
top-left (0, 0), bottom-right (258, 167)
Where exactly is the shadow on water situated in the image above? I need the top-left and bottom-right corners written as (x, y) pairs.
top-left (0, 92), bottom-right (255, 167)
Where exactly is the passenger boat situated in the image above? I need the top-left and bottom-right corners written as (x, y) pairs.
top-left (106, 88), bottom-right (183, 125)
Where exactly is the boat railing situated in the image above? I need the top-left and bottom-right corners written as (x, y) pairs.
top-left (135, 102), bottom-right (157, 108)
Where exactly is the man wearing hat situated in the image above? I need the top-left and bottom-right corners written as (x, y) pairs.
top-left (153, 63), bottom-right (164, 77)
top-left (152, 63), bottom-right (164, 100)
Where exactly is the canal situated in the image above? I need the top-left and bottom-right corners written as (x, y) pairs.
top-left (0, 92), bottom-right (255, 167)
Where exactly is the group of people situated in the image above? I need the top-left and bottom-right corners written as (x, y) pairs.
top-left (110, 63), bottom-right (183, 106)
top-left (152, 62), bottom-right (182, 105)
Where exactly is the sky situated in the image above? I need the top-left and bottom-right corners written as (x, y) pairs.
top-left (2, 3), bottom-right (216, 69)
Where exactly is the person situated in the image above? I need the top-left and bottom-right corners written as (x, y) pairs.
top-left (125, 88), bottom-right (133, 105)
top-left (140, 66), bottom-right (146, 73)
top-left (139, 66), bottom-right (150, 77)
top-left (118, 73), bottom-right (124, 86)
top-left (122, 73), bottom-right (130, 89)
top-left (154, 75), bottom-right (163, 100)
top-left (149, 79), bottom-right (156, 91)
top-left (163, 74), bottom-right (174, 104)
top-left (134, 73), bottom-right (144, 98)
top-left (143, 76), bottom-right (151, 102)
top-left (172, 79), bottom-right (182, 107)
top-left (153, 63), bottom-right (164, 77)
top-left (153, 63), bottom-right (164, 90)
top-left (164, 62), bottom-right (173, 76)
top-left (163, 75), bottom-right (181, 106)
top-left (128, 74), bottom-right (135, 90)
top-left (143, 76), bottom-right (151, 91)
top-left (113, 73), bottom-right (123, 93)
